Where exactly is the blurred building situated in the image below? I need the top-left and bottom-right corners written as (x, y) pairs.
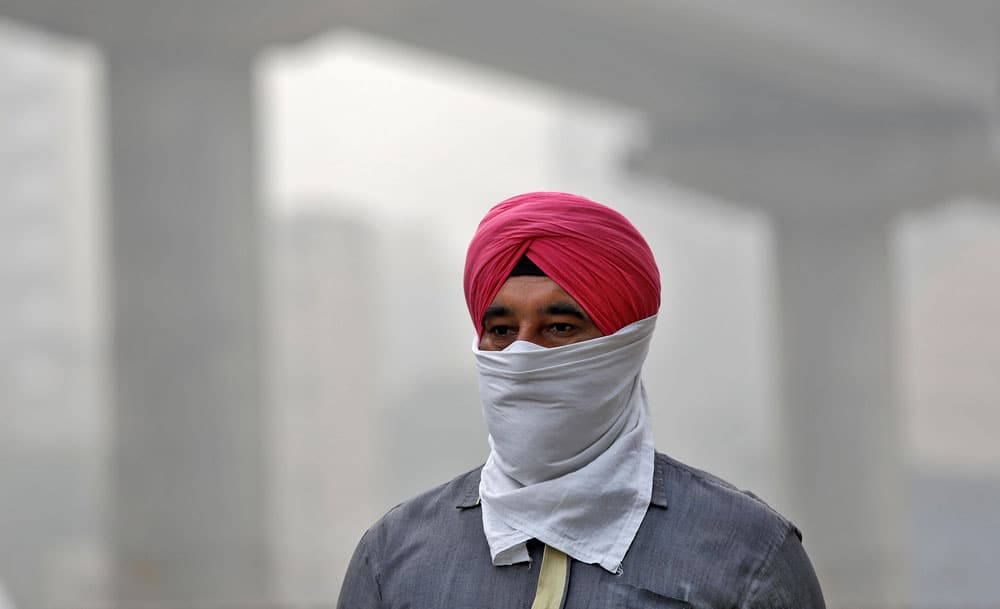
top-left (370, 220), bottom-right (486, 510)
top-left (268, 203), bottom-right (492, 603)
top-left (269, 206), bottom-right (381, 603)
top-left (899, 203), bottom-right (1000, 606)
top-left (0, 20), bottom-right (107, 609)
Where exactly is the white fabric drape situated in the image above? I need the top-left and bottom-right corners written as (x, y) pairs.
top-left (473, 316), bottom-right (657, 573)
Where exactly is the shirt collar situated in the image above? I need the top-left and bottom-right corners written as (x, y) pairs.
top-left (456, 470), bottom-right (481, 509)
top-left (456, 452), bottom-right (669, 510)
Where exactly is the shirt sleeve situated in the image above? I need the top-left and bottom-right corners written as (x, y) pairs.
top-left (336, 528), bottom-right (384, 609)
top-left (742, 528), bottom-right (826, 609)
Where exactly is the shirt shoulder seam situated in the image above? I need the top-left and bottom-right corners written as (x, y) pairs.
top-left (657, 453), bottom-right (790, 525)
top-left (735, 523), bottom-right (795, 608)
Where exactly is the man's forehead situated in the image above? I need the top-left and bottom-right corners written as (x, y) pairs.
top-left (484, 277), bottom-right (587, 317)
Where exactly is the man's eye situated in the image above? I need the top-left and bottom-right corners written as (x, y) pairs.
top-left (550, 323), bottom-right (574, 333)
top-left (489, 325), bottom-right (515, 336)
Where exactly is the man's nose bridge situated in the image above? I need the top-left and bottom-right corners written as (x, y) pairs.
top-left (516, 322), bottom-right (543, 346)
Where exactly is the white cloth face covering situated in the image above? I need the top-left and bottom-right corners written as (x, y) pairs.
top-left (473, 315), bottom-right (657, 574)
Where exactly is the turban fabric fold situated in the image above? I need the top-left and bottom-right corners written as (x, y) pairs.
top-left (464, 192), bottom-right (660, 337)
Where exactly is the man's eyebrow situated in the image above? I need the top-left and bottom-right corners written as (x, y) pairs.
top-left (482, 305), bottom-right (512, 325)
top-left (543, 302), bottom-right (586, 319)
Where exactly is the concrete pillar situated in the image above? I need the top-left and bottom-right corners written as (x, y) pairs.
top-left (105, 47), bottom-right (269, 604)
top-left (773, 212), bottom-right (905, 607)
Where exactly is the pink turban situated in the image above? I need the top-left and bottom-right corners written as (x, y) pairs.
top-left (464, 192), bottom-right (660, 337)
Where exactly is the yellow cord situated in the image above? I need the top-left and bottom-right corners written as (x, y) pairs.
top-left (529, 545), bottom-right (569, 609)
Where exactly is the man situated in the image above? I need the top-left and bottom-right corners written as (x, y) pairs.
top-left (338, 192), bottom-right (825, 608)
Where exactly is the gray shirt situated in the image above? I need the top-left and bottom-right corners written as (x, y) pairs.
top-left (337, 452), bottom-right (825, 608)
